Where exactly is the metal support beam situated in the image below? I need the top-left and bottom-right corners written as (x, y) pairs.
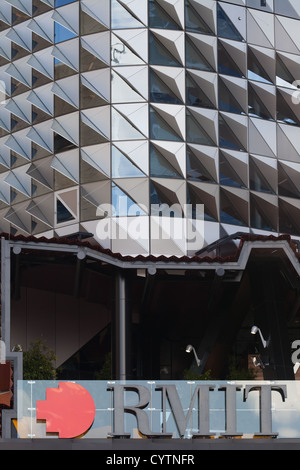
top-left (113, 271), bottom-right (131, 380)
top-left (1, 238), bottom-right (11, 351)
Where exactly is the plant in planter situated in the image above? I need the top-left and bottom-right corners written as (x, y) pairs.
top-left (23, 339), bottom-right (57, 380)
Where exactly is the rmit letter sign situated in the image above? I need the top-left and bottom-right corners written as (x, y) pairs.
top-left (25, 381), bottom-right (289, 439)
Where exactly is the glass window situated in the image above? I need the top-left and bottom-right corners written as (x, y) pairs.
top-left (220, 190), bottom-right (247, 226)
top-left (112, 146), bottom-right (144, 178)
top-left (112, 184), bottom-right (146, 217)
top-left (279, 201), bottom-right (300, 236)
top-left (249, 158), bottom-right (275, 194)
top-left (55, 0), bottom-right (77, 7)
top-left (111, 37), bottom-right (144, 66)
top-left (112, 71), bottom-right (144, 103)
top-left (278, 163), bottom-right (300, 198)
top-left (112, 108), bottom-right (145, 140)
top-left (111, 0), bottom-right (144, 29)
top-left (276, 54), bottom-right (296, 88)
top-left (218, 41), bottom-right (245, 78)
top-left (54, 22), bottom-right (77, 43)
top-left (149, 32), bottom-right (181, 67)
top-left (56, 199), bottom-right (75, 223)
top-left (250, 197), bottom-right (275, 232)
top-left (149, 106), bottom-right (182, 141)
top-left (248, 47), bottom-right (272, 84)
top-left (219, 151), bottom-right (246, 188)
top-left (186, 73), bottom-right (215, 109)
top-left (187, 184), bottom-right (217, 222)
top-left (218, 78), bottom-right (244, 115)
top-left (54, 132), bottom-right (77, 154)
top-left (185, 0), bottom-right (213, 35)
top-left (219, 115), bottom-right (245, 151)
top-left (277, 90), bottom-right (300, 126)
top-left (149, 0), bottom-right (181, 30)
top-left (217, 4), bottom-right (244, 42)
top-left (185, 37), bottom-right (214, 71)
top-left (186, 148), bottom-right (216, 183)
top-left (186, 110), bottom-right (215, 146)
top-left (150, 70), bottom-right (182, 105)
top-left (150, 143), bottom-right (181, 178)
top-left (248, 84), bottom-right (273, 120)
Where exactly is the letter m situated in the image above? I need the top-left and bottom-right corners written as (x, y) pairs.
top-left (157, 384), bottom-right (215, 438)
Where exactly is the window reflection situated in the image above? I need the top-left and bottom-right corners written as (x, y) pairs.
top-left (112, 183), bottom-right (146, 216)
top-left (111, 37), bottom-right (144, 66)
top-left (218, 41), bottom-right (245, 78)
top-left (112, 71), bottom-right (144, 103)
top-left (186, 73), bottom-right (215, 109)
top-left (112, 108), bottom-right (145, 140)
top-left (217, 4), bottom-right (244, 42)
top-left (150, 70), bottom-right (182, 105)
top-left (150, 143), bottom-right (181, 178)
top-left (111, 0), bottom-right (144, 29)
top-left (55, 0), bottom-right (77, 6)
top-left (149, 32), bottom-right (181, 67)
top-left (186, 110), bottom-right (215, 146)
top-left (248, 48), bottom-right (272, 84)
top-left (185, 0), bottom-right (213, 35)
top-left (149, 0), bottom-right (181, 30)
top-left (54, 22), bottom-right (77, 43)
top-left (149, 106), bottom-right (182, 141)
top-left (112, 146), bottom-right (144, 178)
top-left (185, 37), bottom-right (214, 71)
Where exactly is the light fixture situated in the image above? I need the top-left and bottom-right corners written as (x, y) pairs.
top-left (251, 355), bottom-right (265, 369)
top-left (185, 344), bottom-right (201, 366)
top-left (251, 325), bottom-right (268, 348)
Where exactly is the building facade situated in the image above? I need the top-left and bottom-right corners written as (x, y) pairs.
top-left (0, 0), bottom-right (300, 257)
top-left (2, 0), bottom-right (300, 448)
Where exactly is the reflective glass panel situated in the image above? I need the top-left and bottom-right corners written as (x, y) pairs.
top-left (112, 146), bottom-right (144, 178)
top-left (186, 73), bottom-right (215, 109)
top-left (277, 90), bottom-right (300, 126)
top-left (112, 108), bottom-right (145, 140)
top-left (55, 0), bottom-right (77, 6)
top-left (249, 158), bottom-right (275, 194)
top-left (185, 0), bottom-right (213, 34)
top-left (111, 37), bottom-right (144, 66)
top-left (248, 48), bottom-right (273, 84)
top-left (112, 184), bottom-right (146, 216)
top-left (149, 107), bottom-right (182, 141)
top-left (186, 110), bottom-right (215, 146)
top-left (150, 144), bottom-right (181, 178)
top-left (111, 0), bottom-right (144, 29)
top-left (54, 22), bottom-right (77, 43)
top-left (218, 41), bottom-right (245, 78)
top-left (56, 199), bottom-right (75, 223)
top-left (250, 196), bottom-right (276, 232)
top-left (219, 115), bottom-right (245, 151)
top-left (186, 37), bottom-right (214, 71)
top-left (112, 71), bottom-right (144, 103)
top-left (149, 32), bottom-right (181, 67)
top-left (220, 190), bottom-right (247, 226)
top-left (217, 4), bottom-right (244, 42)
top-left (218, 78), bottom-right (244, 115)
top-left (150, 70), bottom-right (182, 104)
top-left (149, 0), bottom-right (181, 30)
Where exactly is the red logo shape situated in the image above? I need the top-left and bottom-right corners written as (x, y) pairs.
top-left (36, 382), bottom-right (96, 438)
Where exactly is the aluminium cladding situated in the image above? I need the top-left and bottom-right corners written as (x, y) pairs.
top-left (0, 0), bottom-right (299, 256)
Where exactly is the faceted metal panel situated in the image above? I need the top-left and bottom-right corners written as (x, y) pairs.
top-left (1, 0), bottom-right (300, 256)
